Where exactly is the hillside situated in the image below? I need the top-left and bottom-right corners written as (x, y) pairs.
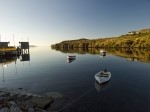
top-left (51, 28), bottom-right (150, 48)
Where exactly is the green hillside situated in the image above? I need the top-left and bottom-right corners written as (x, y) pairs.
top-left (51, 28), bottom-right (150, 48)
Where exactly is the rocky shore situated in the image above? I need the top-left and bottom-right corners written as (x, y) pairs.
top-left (0, 88), bottom-right (54, 112)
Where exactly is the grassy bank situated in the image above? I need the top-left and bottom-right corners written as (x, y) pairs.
top-left (51, 28), bottom-right (150, 48)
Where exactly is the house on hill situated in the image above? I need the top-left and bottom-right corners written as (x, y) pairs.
top-left (128, 31), bottom-right (140, 35)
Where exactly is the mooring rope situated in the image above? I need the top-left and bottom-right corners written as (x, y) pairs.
top-left (51, 87), bottom-right (94, 112)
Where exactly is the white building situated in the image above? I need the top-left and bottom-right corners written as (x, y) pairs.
top-left (128, 31), bottom-right (140, 35)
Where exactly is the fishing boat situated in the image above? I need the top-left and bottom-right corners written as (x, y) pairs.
top-left (67, 55), bottom-right (76, 59)
top-left (95, 70), bottom-right (111, 84)
top-left (100, 49), bottom-right (106, 54)
top-left (100, 50), bottom-right (106, 56)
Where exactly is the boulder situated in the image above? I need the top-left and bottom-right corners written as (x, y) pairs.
top-left (31, 96), bottom-right (54, 109)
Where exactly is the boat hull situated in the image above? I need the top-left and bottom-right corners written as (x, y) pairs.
top-left (95, 71), bottom-right (111, 84)
top-left (67, 55), bottom-right (76, 59)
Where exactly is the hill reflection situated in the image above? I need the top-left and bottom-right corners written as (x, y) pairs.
top-left (106, 48), bottom-right (150, 63)
top-left (52, 47), bottom-right (150, 63)
top-left (53, 47), bottom-right (100, 54)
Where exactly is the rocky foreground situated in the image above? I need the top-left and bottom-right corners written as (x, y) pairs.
top-left (0, 88), bottom-right (54, 112)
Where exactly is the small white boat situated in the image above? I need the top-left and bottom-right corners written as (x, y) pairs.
top-left (95, 70), bottom-right (111, 84)
top-left (100, 50), bottom-right (106, 57)
top-left (67, 55), bottom-right (76, 59)
top-left (100, 50), bottom-right (106, 54)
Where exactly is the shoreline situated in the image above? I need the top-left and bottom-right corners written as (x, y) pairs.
top-left (0, 88), bottom-right (54, 112)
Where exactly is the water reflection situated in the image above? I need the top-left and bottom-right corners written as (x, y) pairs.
top-left (20, 53), bottom-right (30, 61)
top-left (1, 47), bottom-right (150, 112)
top-left (0, 56), bottom-right (17, 65)
top-left (0, 51), bottom-right (30, 88)
top-left (53, 47), bottom-right (100, 54)
top-left (95, 81), bottom-right (110, 92)
top-left (0, 52), bottom-right (30, 63)
top-left (106, 48), bottom-right (150, 63)
top-left (52, 47), bottom-right (150, 63)
top-left (0, 56), bottom-right (17, 88)
top-left (66, 55), bottom-right (76, 63)
top-left (100, 51), bottom-right (106, 58)
top-left (67, 58), bottom-right (76, 63)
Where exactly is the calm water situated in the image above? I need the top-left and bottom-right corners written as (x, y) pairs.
top-left (1, 47), bottom-right (150, 112)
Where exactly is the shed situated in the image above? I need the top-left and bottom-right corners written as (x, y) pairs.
top-left (19, 42), bottom-right (29, 49)
top-left (0, 42), bottom-right (10, 48)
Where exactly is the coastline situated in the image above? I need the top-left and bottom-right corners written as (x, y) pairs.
top-left (0, 88), bottom-right (54, 111)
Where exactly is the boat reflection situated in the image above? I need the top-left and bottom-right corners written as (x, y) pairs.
top-left (67, 58), bottom-right (76, 63)
top-left (95, 81), bottom-right (110, 92)
top-left (52, 47), bottom-right (150, 63)
top-left (67, 55), bottom-right (76, 63)
top-left (100, 52), bottom-right (106, 58)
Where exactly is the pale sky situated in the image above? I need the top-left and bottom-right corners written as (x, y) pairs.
top-left (0, 0), bottom-right (150, 46)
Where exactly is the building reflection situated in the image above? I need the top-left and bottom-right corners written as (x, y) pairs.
top-left (0, 52), bottom-right (30, 89)
top-left (127, 58), bottom-right (138, 61)
top-left (0, 56), bottom-right (17, 65)
top-left (0, 56), bottom-right (17, 88)
top-left (20, 53), bottom-right (30, 61)
top-left (0, 42), bottom-right (31, 88)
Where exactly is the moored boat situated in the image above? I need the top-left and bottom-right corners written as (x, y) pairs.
top-left (100, 49), bottom-right (106, 54)
top-left (95, 70), bottom-right (111, 84)
top-left (67, 55), bottom-right (76, 59)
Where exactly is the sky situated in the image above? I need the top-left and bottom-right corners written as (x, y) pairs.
top-left (0, 0), bottom-right (150, 46)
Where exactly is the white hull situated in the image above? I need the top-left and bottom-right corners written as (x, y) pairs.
top-left (100, 50), bottom-right (106, 53)
top-left (67, 55), bottom-right (76, 59)
top-left (95, 71), bottom-right (111, 84)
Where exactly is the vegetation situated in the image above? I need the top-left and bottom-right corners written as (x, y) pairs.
top-left (51, 28), bottom-right (150, 48)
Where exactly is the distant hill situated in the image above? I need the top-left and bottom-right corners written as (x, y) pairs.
top-left (29, 45), bottom-right (37, 47)
top-left (139, 28), bottom-right (150, 33)
top-left (51, 28), bottom-right (150, 48)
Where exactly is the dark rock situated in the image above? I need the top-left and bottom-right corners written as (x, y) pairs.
top-left (9, 105), bottom-right (22, 112)
top-left (0, 107), bottom-right (9, 112)
top-left (31, 96), bottom-right (54, 109)
top-left (0, 91), bottom-right (9, 97)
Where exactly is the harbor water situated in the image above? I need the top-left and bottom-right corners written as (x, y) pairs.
top-left (0, 47), bottom-right (150, 112)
